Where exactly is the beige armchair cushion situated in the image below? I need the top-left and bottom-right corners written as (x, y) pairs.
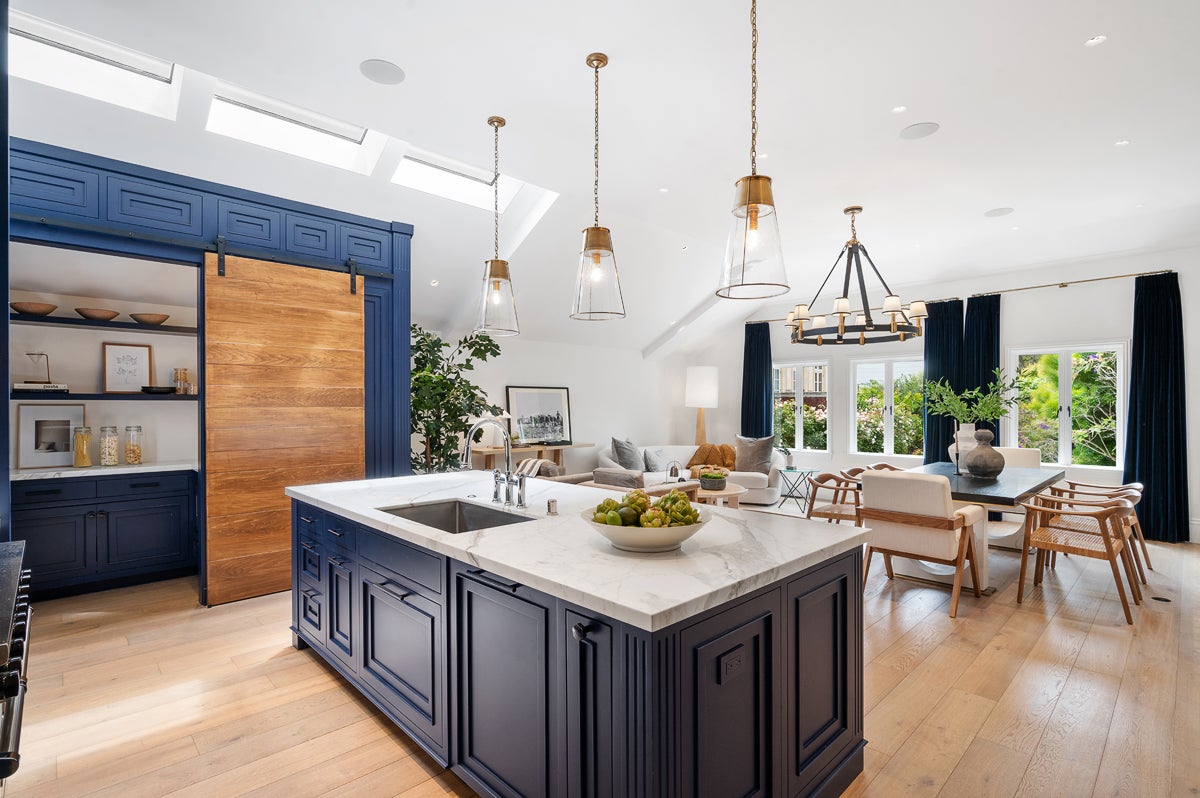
top-left (861, 471), bottom-right (981, 562)
top-left (992, 446), bottom-right (1042, 468)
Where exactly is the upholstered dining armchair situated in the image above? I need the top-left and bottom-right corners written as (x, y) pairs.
top-left (859, 471), bottom-right (986, 618)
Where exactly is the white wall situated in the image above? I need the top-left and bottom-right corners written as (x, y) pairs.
top-left (468, 337), bottom-right (675, 474)
top-left (676, 245), bottom-right (1200, 537)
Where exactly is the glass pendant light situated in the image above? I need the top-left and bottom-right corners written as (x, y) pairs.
top-left (475, 115), bottom-right (519, 336)
top-left (570, 52), bottom-right (625, 320)
top-left (716, 0), bottom-right (789, 299)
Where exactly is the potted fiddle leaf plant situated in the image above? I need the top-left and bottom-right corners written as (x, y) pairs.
top-left (925, 368), bottom-right (1020, 478)
top-left (410, 324), bottom-right (502, 473)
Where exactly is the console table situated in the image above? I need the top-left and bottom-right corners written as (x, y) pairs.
top-left (470, 442), bottom-right (593, 470)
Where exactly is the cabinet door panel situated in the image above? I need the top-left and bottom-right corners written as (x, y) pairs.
top-left (299, 586), bottom-right (324, 640)
top-left (361, 566), bottom-right (444, 753)
top-left (326, 555), bottom-right (355, 670)
top-left (786, 553), bottom-right (862, 797)
top-left (564, 610), bottom-right (613, 798)
top-left (299, 539), bottom-right (323, 585)
top-left (11, 506), bottom-right (92, 583)
top-left (457, 571), bottom-right (551, 798)
top-left (102, 496), bottom-right (191, 571)
top-left (680, 591), bottom-right (780, 798)
top-left (107, 176), bottom-right (204, 238)
top-left (10, 153), bottom-right (100, 219)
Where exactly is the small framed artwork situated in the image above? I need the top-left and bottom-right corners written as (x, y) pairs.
top-left (17, 403), bottom-right (85, 469)
top-left (506, 386), bottom-right (572, 445)
top-left (103, 342), bottom-right (154, 393)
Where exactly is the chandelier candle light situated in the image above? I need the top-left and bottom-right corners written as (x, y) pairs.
top-left (786, 206), bottom-right (928, 346)
top-left (716, 0), bottom-right (789, 299)
top-left (475, 115), bottom-right (519, 336)
top-left (570, 52), bottom-right (625, 320)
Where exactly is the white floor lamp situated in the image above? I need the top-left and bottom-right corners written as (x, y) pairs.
top-left (686, 366), bottom-right (719, 445)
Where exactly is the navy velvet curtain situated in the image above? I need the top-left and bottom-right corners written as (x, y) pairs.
top-left (741, 322), bottom-right (773, 438)
top-left (923, 300), bottom-right (964, 464)
top-left (963, 294), bottom-right (1001, 437)
top-left (1123, 273), bottom-right (1189, 542)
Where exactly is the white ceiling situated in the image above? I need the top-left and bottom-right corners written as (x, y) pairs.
top-left (10, 0), bottom-right (1200, 356)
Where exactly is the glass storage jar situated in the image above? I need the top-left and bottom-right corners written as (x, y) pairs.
top-left (99, 426), bottom-right (119, 466)
top-left (124, 425), bottom-right (143, 464)
top-left (72, 425), bottom-right (92, 468)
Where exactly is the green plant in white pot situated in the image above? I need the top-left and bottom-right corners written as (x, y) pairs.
top-left (925, 369), bottom-right (1020, 478)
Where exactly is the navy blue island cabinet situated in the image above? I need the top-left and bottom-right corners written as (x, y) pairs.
top-left (291, 502), bottom-right (865, 798)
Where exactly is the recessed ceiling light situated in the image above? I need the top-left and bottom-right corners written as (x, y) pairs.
top-left (1084, 35), bottom-right (1108, 47)
top-left (899, 122), bottom-right (940, 140)
top-left (359, 58), bottom-right (406, 85)
top-left (891, 105), bottom-right (908, 114)
top-left (1010, 226), bottom-right (1021, 232)
top-left (983, 207), bottom-right (1015, 217)
top-left (658, 187), bottom-right (669, 193)
top-left (1114, 139), bottom-right (1130, 147)
top-left (429, 279), bottom-right (439, 287)
top-left (681, 245), bottom-right (688, 253)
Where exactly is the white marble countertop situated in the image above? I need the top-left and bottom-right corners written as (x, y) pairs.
top-left (11, 461), bottom-right (197, 481)
top-left (286, 472), bottom-right (868, 632)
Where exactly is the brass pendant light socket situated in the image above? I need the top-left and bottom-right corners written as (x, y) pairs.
top-left (485, 259), bottom-right (510, 280)
top-left (843, 205), bottom-right (863, 216)
top-left (581, 226), bottom-right (613, 252)
top-left (733, 174), bottom-right (775, 211)
top-left (586, 52), bottom-right (609, 69)
top-left (487, 116), bottom-right (506, 129)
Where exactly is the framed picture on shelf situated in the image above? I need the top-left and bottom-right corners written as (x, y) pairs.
top-left (103, 342), bottom-right (154, 393)
top-left (17, 403), bottom-right (85, 469)
top-left (505, 386), bottom-right (572, 445)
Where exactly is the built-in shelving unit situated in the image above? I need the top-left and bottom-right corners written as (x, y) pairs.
top-left (9, 392), bottom-right (198, 401)
top-left (10, 313), bottom-right (197, 336)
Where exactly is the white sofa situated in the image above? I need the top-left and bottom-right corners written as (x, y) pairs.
top-left (597, 443), bottom-right (784, 505)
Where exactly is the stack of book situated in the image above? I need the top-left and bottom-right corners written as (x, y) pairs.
top-left (12, 383), bottom-right (69, 393)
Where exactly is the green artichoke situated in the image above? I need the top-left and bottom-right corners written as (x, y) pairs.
top-left (640, 507), bottom-right (670, 528)
top-left (667, 502), bottom-right (700, 527)
top-left (595, 498), bottom-right (620, 514)
top-left (621, 489), bottom-right (652, 516)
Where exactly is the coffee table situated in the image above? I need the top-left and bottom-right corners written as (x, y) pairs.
top-left (697, 483), bottom-right (748, 509)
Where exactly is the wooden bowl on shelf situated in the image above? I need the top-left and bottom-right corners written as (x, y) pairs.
top-left (75, 307), bottom-right (120, 321)
top-left (10, 302), bottom-right (57, 316)
top-left (129, 313), bottom-right (170, 326)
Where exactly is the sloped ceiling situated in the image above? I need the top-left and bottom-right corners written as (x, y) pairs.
top-left (10, 0), bottom-right (1200, 355)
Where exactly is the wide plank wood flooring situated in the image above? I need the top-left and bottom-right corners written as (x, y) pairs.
top-left (9, 539), bottom-right (1198, 797)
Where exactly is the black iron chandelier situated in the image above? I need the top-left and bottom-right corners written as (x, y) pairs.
top-left (786, 206), bottom-right (928, 346)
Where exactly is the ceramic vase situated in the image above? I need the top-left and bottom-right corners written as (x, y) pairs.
top-left (964, 428), bottom-right (1005, 480)
top-left (946, 422), bottom-right (977, 473)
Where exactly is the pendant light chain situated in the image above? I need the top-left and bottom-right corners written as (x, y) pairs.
top-left (750, 0), bottom-right (758, 176)
top-left (493, 119), bottom-right (500, 260)
top-left (593, 61), bottom-right (601, 226)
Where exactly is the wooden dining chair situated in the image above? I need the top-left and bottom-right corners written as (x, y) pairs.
top-left (859, 471), bottom-right (986, 617)
top-left (865, 462), bottom-right (904, 472)
top-left (804, 473), bottom-right (862, 525)
top-left (1017, 494), bottom-right (1139, 624)
top-left (839, 466), bottom-right (867, 481)
top-left (1050, 480), bottom-right (1153, 571)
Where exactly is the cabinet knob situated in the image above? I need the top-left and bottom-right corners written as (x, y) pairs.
top-left (572, 622), bottom-right (593, 641)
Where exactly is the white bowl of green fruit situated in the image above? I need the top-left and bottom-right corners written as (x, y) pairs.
top-left (583, 489), bottom-right (712, 553)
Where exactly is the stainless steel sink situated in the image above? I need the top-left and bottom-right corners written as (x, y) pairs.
top-left (380, 500), bottom-right (532, 534)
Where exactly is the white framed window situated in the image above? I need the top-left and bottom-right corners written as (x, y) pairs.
top-left (1008, 342), bottom-right (1126, 466)
top-left (772, 362), bottom-right (829, 451)
top-left (851, 358), bottom-right (924, 456)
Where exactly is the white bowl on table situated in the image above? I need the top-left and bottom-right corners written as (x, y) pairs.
top-left (582, 508), bottom-right (712, 553)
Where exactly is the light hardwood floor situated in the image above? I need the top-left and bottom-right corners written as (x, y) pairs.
top-left (9, 539), bottom-right (1198, 797)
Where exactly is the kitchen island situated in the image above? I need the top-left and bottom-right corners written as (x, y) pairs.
top-left (287, 472), bottom-right (868, 798)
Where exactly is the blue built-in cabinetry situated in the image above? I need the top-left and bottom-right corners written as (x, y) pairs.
top-left (8, 138), bottom-right (413, 480)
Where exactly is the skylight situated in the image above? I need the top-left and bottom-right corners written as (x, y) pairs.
top-left (8, 10), bottom-right (182, 120)
top-left (205, 82), bottom-right (386, 175)
top-left (392, 147), bottom-right (523, 212)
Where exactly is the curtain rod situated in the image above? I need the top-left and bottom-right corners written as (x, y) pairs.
top-left (743, 268), bottom-right (1174, 325)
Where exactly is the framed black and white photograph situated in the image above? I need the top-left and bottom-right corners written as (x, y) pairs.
top-left (103, 342), bottom-right (154, 393)
top-left (506, 386), bottom-right (571, 445)
top-left (17, 403), bottom-right (85, 469)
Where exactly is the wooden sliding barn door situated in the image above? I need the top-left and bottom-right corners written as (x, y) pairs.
top-left (204, 253), bottom-right (365, 605)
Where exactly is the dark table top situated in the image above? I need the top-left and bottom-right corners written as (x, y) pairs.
top-left (908, 462), bottom-right (1066, 506)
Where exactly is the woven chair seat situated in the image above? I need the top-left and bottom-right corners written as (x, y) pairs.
top-left (1029, 525), bottom-right (1126, 558)
top-left (810, 502), bottom-right (858, 520)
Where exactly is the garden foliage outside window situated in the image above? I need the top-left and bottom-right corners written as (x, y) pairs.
top-left (773, 363), bottom-right (828, 451)
top-left (854, 359), bottom-right (924, 456)
top-left (1013, 347), bottom-right (1122, 466)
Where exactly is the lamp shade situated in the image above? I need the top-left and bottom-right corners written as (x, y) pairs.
top-left (716, 176), bottom-right (789, 299)
top-left (685, 366), bottom-right (719, 408)
top-left (476, 259), bottom-right (519, 336)
top-left (908, 300), bottom-right (929, 318)
top-left (570, 226), bottom-right (625, 320)
top-left (882, 294), bottom-right (903, 314)
top-left (832, 296), bottom-right (852, 315)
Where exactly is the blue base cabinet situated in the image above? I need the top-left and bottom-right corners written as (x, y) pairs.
top-left (293, 502), bottom-right (864, 798)
top-left (11, 473), bottom-right (197, 596)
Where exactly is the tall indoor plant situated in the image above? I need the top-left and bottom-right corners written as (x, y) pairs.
top-left (410, 324), bottom-right (502, 473)
top-left (925, 368), bottom-right (1020, 475)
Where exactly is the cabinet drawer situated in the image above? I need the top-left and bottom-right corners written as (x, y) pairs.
top-left (299, 585), bottom-right (325, 639)
top-left (295, 504), bottom-right (323, 539)
top-left (358, 528), bottom-right (442, 595)
top-left (97, 473), bottom-right (191, 498)
top-left (322, 515), bottom-right (356, 553)
top-left (12, 480), bottom-right (97, 506)
top-left (298, 538), bottom-right (324, 586)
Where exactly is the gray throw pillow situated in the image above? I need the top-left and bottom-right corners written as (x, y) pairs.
top-left (735, 434), bottom-right (774, 475)
top-left (644, 447), bottom-right (671, 471)
top-left (611, 438), bottom-right (643, 471)
top-left (592, 467), bottom-right (645, 489)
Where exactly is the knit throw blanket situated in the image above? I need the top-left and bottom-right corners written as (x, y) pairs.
top-left (515, 458), bottom-right (555, 476)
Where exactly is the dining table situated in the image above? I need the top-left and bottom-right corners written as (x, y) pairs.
top-left (888, 462), bottom-right (1066, 593)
